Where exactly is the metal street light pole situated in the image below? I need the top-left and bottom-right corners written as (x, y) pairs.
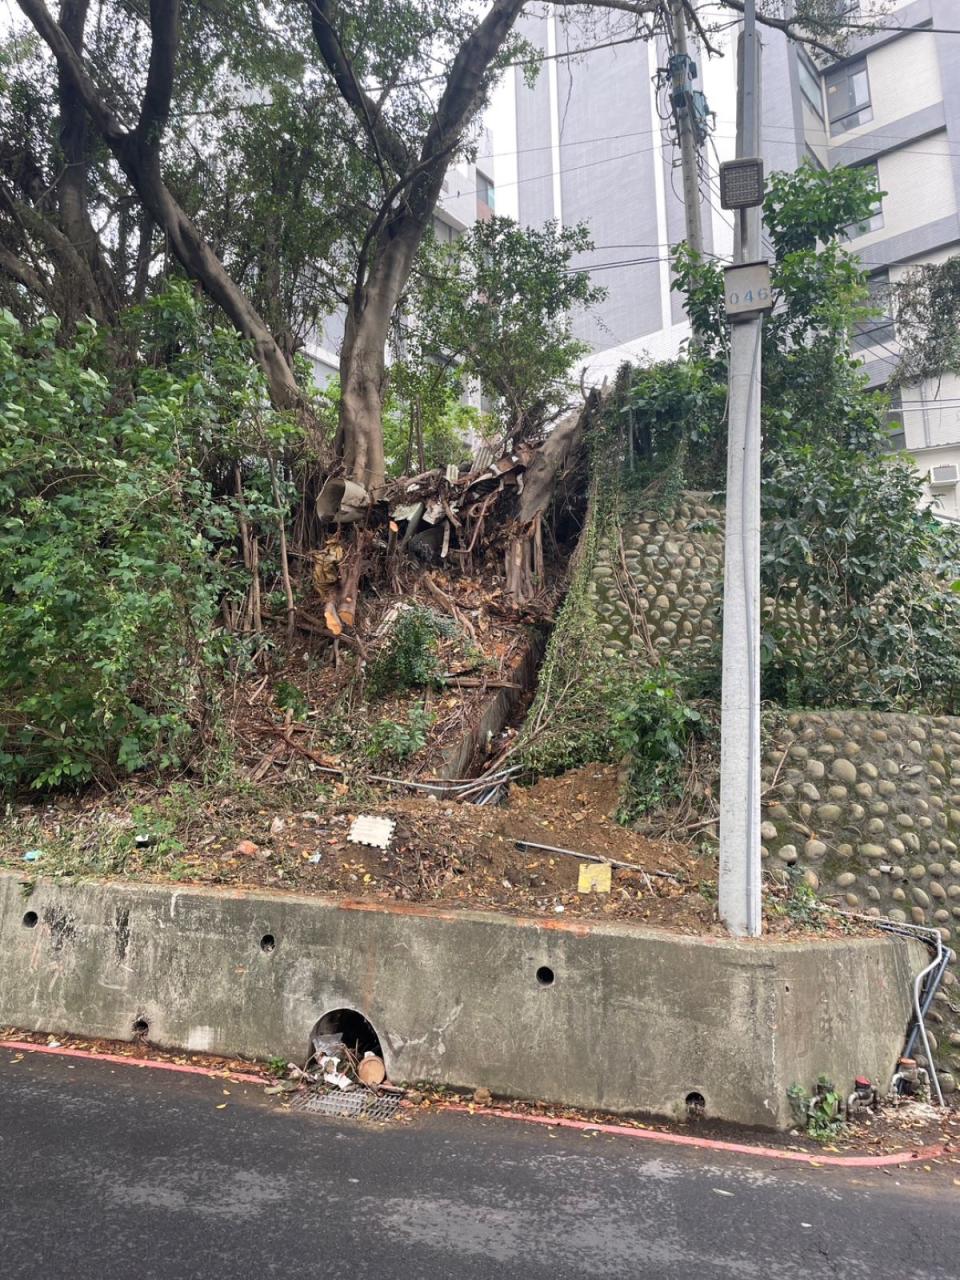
top-left (718, 0), bottom-right (764, 937)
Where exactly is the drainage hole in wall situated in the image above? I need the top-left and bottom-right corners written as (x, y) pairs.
top-left (22, 911), bottom-right (38, 928)
top-left (685, 1091), bottom-right (706, 1120)
top-left (260, 933), bottom-right (276, 954)
top-left (308, 1008), bottom-right (383, 1066)
top-left (132, 1018), bottom-right (149, 1038)
top-left (536, 966), bottom-right (555, 987)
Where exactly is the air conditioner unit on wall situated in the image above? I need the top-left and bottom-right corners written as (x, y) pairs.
top-left (930, 464), bottom-right (960, 488)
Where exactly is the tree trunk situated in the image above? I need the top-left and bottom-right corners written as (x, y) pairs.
top-left (339, 303), bottom-right (388, 493)
top-left (57, 0), bottom-right (121, 320)
top-left (338, 222), bottom-right (423, 491)
top-left (17, 0), bottom-right (301, 414)
top-left (117, 143), bottom-right (302, 411)
top-left (516, 401), bottom-right (592, 525)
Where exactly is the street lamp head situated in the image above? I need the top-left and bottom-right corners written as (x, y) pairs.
top-left (719, 158), bottom-right (765, 210)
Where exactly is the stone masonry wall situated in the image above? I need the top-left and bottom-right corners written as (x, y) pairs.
top-left (582, 494), bottom-right (960, 1093)
top-left (586, 495), bottom-right (723, 662)
top-left (585, 495), bottom-right (820, 668)
top-left (762, 709), bottom-right (960, 1094)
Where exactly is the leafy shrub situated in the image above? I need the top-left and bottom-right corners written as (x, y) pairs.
top-left (366, 607), bottom-right (449, 697)
top-left (787, 1077), bottom-right (846, 1142)
top-left (0, 287), bottom-right (298, 790)
top-left (365, 704), bottom-right (434, 764)
top-left (610, 667), bottom-right (703, 820)
top-left (761, 441), bottom-right (960, 711)
top-left (274, 681), bottom-right (309, 719)
top-left (772, 879), bottom-right (823, 929)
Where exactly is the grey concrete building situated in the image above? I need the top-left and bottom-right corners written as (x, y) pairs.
top-left (510, 1), bottom-right (960, 516)
top-left (512, 4), bottom-right (713, 369)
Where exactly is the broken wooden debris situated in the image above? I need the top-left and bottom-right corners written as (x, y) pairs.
top-left (301, 1033), bottom-right (390, 1099)
top-left (357, 1053), bottom-right (387, 1087)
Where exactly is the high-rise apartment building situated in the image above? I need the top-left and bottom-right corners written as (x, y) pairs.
top-left (506, 1), bottom-right (960, 516)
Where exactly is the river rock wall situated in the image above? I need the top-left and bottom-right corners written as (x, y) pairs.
top-left (585, 495), bottom-right (821, 668)
top-left (585, 495), bottom-right (959, 1092)
top-left (762, 709), bottom-right (960, 1093)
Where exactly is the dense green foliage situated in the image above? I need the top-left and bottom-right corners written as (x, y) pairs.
top-left (893, 256), bottom-right (960, 386)
top-left (365, 704), bottom-right (434, 765)
top-left (614, 162), bottom-right (960, 713)
top-left (0, 285), bottom-right (300, 789)
top-left (608, 667), bottom-right (704, 820)
top-left (406, 217), bottom-right (606, 437)
top-left (761, 442), bottom-right (960, 709)
top-left (365, 607), bottom-right (450, 698)
top-left (524, 162), bottom-right (960, 811)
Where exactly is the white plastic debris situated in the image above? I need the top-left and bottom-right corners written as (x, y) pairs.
top-left (348, 814), bottom-right (396, 850)
top-left (319, 1055), bottom-right (354, 1091)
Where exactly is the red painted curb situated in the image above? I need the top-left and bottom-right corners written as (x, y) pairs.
top-left (0, 1040), bottom-right (265, 1085)
top-left (2, 1040), bottom-right (947, 1167)
top-left (436, 1103), bottom-right (947, 1168)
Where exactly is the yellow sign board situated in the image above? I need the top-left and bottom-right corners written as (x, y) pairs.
top-left (577, 862), bottom-right (612, 894)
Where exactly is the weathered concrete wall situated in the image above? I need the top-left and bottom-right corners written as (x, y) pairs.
top-left (0, 870), bottom-right (922, 1129)
top-left (762, 709), bottom-right (960, 1092)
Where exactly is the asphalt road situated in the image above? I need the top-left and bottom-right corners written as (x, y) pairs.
top-left (1, 1049), bottom-right (957, 1280)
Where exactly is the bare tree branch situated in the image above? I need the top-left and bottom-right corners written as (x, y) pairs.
top-left (16, 0), bottom-right (304, 409)
top-left (552, 0), bottom-right (845, 59)
top-left (137, 0), bottom-right (179, 144)
top-left (56, 0), bottom-right (121, 317)
top-left (306, 0), bottom-right (410, 177)
top-left (16, 0), bottom-right (127, 141)
top-left (717, 0), bottom-right (843, 59)
top-left (0, 244), bottom-right (49, 298)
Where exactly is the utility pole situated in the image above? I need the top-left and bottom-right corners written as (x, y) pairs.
top-left (667, 0), bottom-right (704, 257)
top-left (718, 0), bottom-right (765, 937)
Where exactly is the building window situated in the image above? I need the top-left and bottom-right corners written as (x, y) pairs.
top-left (853, 269), bottom-right (895, 351)
top-left (887, 386), bottom-right (905, 452)
top-left (843, 162), bottom-right (883, 239)
top-left (432, 216), bottom-right (457, 244)
top-left (797, 53), bottom-right (824, 120)
top-left (826, 57), bottom-right (872, 136)
top-left (476, 171), bottom-right (495, 211)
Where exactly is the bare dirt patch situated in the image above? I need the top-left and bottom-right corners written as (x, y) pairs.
top-left (1, 763), bottom-right (859, 936)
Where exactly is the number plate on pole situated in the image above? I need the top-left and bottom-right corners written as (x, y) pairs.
top-left (723, 261), bottom-right (772, 320)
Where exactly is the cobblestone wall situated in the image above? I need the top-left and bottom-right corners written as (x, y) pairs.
top-left (586, 496), bottom-right (723, 662)
top-left (762, 709), bottom-right (960, 1093)
top-left (586, 495), bottom-right (821, 668)
top-left (586, 495), bottom-right (959, 1091)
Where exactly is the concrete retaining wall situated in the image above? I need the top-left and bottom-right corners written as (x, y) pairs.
top-left (581, 497), bottom-right (960, 1087)
top-left (0, 870), bottom-right (923, 1129)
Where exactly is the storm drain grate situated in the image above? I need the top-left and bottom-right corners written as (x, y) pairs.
top-left (289, 1089), bottom-right (403, 1121)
